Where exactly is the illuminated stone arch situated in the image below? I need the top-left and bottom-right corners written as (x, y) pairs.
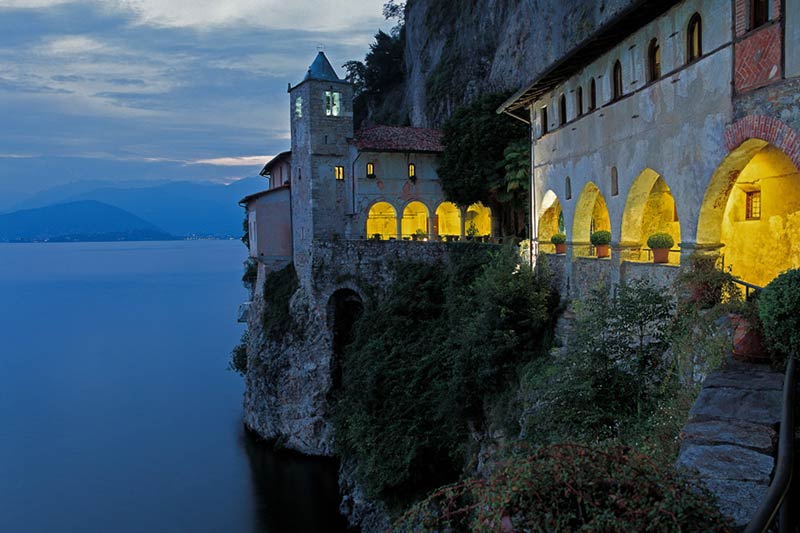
top-left (571, 182), bottom-right (611, 257)
top-left (366, 201), bottom-right (398, 240)
top-left (698, 131), bottom-right (800, 286)
top-left (401, 201), bottom-right (430, 239)
top-left (465, 202), bottom-right (492, 237)
top-left (434, 201), bottom-right (461, 238)
top-left (621, 168), bottom-right (681, 264)
top-left (538, 190), bottom-right (564, 251)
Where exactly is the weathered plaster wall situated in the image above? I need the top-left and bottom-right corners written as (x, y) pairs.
top-left (247, 187), bottom-right (292, 262)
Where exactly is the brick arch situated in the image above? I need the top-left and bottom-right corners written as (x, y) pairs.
top-left (724, 115), bottom-right (800, 169)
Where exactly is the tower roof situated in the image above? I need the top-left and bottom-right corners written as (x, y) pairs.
top-left (304, 51), bottom-right (342, 83)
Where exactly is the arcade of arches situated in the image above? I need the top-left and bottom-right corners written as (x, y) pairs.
top-left (366, 201), bottom-right (493, 240)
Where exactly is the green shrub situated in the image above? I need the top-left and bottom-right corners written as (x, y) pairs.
top-left (550, 233), bottom-right (566, 245)
top-left (647, 232), bottom-right (674, 249)
top-left (394, 444), bottom-right (729, 532)
top-left (678, 254), bottom-right (741, 309)
top-left (333, 246), bottom-right (556, 503)
top-left (262, 263), bottom-right (300, 341)
top-left (590, 230), bottom-right (611, 246)
top-left (758, 269), bottom-right (800, 365)
top-left (228, 331), bottom-right (249, 376)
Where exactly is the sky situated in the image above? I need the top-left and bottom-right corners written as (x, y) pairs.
top-left (0, 0), bottom-right (390, 198)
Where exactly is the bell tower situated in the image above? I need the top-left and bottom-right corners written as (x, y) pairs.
top-left (288, 51), bottom-right (354, 282)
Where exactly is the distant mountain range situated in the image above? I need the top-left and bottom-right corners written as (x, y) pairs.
top-left (0, 177), bottom-right (268, 241)
top-left (0, 201), bottom-right (175, 242)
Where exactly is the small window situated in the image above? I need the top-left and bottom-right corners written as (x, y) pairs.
top-left (589, 79), bottom-right (597, 110)
top-left (559, 94), bottom-right (567, 125)
top-left (565, 176), bottom-right (572, 200)
top-left (366, 162), bottom-right (375, 176)
top-left (648, 39), bottom-right (661, 82)
top-left (751, 0), bottom-right (769, 29)
top-left (540, 106), bottom-right (548, 135)
top-left (408, 163), bottom-right (416, 178)
top-left (612, 60), bottom-right (623, 100)
top-left (687, 14), bottom-right (702, 63)
top-left (746, 191), bottom-right (761, 219)
top-left (611, 167), bottom-right (619, 196)
top-left (325, 91), bottom-right (341, 116)
top-left (576, 87), bottom-right (583, 117)
top-left (335, 166), bottom-right (345, 181)
top-left (295, 96), bottom-right (303, 118)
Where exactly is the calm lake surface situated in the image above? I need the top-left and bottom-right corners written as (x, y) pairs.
top-left (0, 240), bottom-right (347, 533)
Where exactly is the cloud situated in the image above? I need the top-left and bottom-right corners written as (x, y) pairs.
top-left (191, 155), bottom-right (273, 167)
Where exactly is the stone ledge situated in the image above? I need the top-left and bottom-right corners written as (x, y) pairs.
top-left (689, 387), bottom-right (782, 426)
top-left (681, 419), bottom-right (777, 454)
top-left (676, 443), bottom-right (774, 484)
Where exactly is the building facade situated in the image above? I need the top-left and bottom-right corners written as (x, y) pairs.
top-left (500, 0), bottom-right (800, 292)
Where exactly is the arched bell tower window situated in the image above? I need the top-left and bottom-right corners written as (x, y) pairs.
top-left (612, 61), bottom-right (623, 101)
top-left (687, 14), bottom-right (702, 63)
top-left (648, 39), bottom-right (661, 82)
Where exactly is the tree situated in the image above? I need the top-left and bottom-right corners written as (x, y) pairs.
top-left (438, 93), bottom-right (529, 237)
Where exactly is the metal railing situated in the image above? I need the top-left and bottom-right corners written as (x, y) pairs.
top-left (732, 278), bottom-right (764, 300)
top-left (745, 356), bottom-right (796, 533)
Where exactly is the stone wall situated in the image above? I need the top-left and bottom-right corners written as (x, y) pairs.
top-left (571, 257), bottom-right (612, 300)
top-left (619, 260), bottom-right (681, 291)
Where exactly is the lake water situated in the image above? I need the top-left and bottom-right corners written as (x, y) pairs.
top-left (0, 241), bottom-right (347, 533)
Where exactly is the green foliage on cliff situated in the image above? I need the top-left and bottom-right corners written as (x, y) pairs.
top-left (262, 263), bottom-right (300, 342)
top-left (438, 93), bottom-right (529, 237)
top-left (333, 245), bottom-right (557, 503)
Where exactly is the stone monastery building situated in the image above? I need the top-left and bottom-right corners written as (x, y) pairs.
top-left (499, 0), bottom-right (800, 293)
top-left (241, 52), bottom-right (493, 275)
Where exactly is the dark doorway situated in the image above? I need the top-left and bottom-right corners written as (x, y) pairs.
top-left (328, 289), bottom-right (364, 391)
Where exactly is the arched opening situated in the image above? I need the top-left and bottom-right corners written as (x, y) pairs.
top-left (687, 13), bottom-right (702, 63)
top-left (402, 201), bottom-right (429, 239)
top-left (589, 79), bottom-right (597, 111)
top-left (434, 202), bottom-right (461, 239)
top-left (366, 201), bottom-right (398, 240)
top-left (612, 61), bottom-right (623, 101)
top-left (576, 87), bottom-right (583, 117)
top-left (565, 176), bottom-right (572, 200)
top-left (538, 191), bottom-right (564, 253)
top-left (648, 38), bottom-right (661, 82)
top-left (328, 289), bottom-right (364, 391)
top-left (699, 141), bottom-right (800, 287)
top-left (621, 169), bottom-right (681, 264)
top-left (611, 166), bottom-right (619, 196)
top-left (559, 94), bottom-right (567, 125)
top-left (572, 182), bottom-right (611, 257)
top-left (465, 203), bottom-right (492, 238)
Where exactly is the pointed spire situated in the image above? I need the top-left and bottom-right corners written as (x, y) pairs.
top-left (304, 51), bottom-right (342, 83)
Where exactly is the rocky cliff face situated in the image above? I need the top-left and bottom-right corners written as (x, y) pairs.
top-left (401, 0), bottom-right (639, 127)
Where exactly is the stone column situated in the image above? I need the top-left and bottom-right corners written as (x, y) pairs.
top-left (459, 207), bottom-right (466, 239)
top-left (395, 215), bottom-right (403, 240)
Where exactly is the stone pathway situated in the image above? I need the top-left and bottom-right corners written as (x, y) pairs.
top-left (676, 357), bottom-right (784, 528)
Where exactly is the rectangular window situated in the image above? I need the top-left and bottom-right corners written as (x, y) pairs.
top-left (325, 91), bottom-right (341, 116)
top-left (408, 163), bottom-right (416, 178)
top-left (366, 162), bottom-right (375, 175)
top-left (746, 191), bottom-right (761, 220)
top-left (751, 0), bottom-right (770, 29)
top-left (335, 166), bottom-right (345, 181)
top-left (295, 96), bottom-right (303, 118)
top-left (540, 107), bottom-right (548, 135)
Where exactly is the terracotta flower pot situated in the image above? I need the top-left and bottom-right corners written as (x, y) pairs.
top-left (555, 243), bottom-right (566, 254)
top-left (595, 244), bottom-right (610, 258)
top-left (730, 314), bottom-right (770, 364)
top-left (652, 248), bottom-right (670, 263)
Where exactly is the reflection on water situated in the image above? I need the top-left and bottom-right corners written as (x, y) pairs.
top-left (0, 241), bottom-right (348, 533)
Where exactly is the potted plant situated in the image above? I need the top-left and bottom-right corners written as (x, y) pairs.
top-left (551, 233), bottom-right (567, 254)
top-left (647, 232), bottom-right (674, 263)
top-left (412, 228), bottom-right (427, 241)
top-left (371, 233), bottom-right (382, 241)
top-left (466, 223), bottom-right (479, 241)
top-left (590, 230), bottom-right (611, 258)
top-left (727, 298), bottom-right (769, 364)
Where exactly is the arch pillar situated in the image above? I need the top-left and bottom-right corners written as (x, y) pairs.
top-left (395, 215), bottom-right (402, 240)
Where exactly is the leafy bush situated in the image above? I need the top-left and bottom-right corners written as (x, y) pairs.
top-left (647, 232), bottom-right (674, 249)
top-left (590, 230), bottom-right (611, 246)
top-left (758, 268), bottom-right (800, 365)
top-left (333, 246), bottom-right (556, 502)
top-left (262, 263), bottom-right (299, 341)
top-left (522, 280), bottom-right (674, 443)
top-left (678, 254), bottom-right (740, 309)
top-left (228, 331), bottom-right (249, 376)
top-left (394, 444), bottom-right (728, 532)
top-left (550, 233), bottom-right (566, 245)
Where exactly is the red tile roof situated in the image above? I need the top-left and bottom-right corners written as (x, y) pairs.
top-left (354, 126), bottom-right (443, 153)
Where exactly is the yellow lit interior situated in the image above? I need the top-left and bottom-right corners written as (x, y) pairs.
top-left (538, 196), bottom-right (563, 252)
top-left (572, 182), bottom-right (610, 257)
top-left (366, 202), bottom-right (398, 240)
top-left (466, 203), bottom-right (491, 236)
top-left (719, 145), bottom-right (800, 286)
top-left (621, 169), bottom-right (681, 264)
top-left (402, 201), bottom-right (429, 238)
top-left (435, 202), bottom-right (461, 237)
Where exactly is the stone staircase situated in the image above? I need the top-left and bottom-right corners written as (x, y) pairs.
top-left (676, 357), bottom-right (784, 528)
